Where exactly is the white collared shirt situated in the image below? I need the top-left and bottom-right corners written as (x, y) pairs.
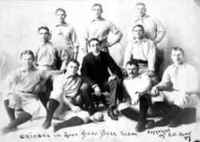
top-left (159, 63), bottom-right (199, 92)
top-left (85, 18), bottom-right (120, 41)
top-left (124, 38), bottom-right (156, 71)
top-left (52, 23), bottom-right (79, 51)
top-left (131, 15), bottom-right (166, 41)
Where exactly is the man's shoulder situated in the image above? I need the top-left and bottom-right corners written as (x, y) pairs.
top-left (183, 63), bottom-right (197, 72)
top-left (83, 53), bottom-right (94, 60)
top-left (164, 64), bottom-right (175, 72)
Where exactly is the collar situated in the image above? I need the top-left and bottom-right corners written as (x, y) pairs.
top-left (133, 38), bottom-right (146, 44)
top-left (134, 14), bottom-right (150, 21)
top-left (64, 72), bottom-right (78, 79)
top-left (39, 41), bottom-right (52, 46)
top-left (20, 67), bottom-right (36, 73)
top-left (91, 17), bottom-right (105, 22)
top-left (55, 22), bottom-right (68, 27)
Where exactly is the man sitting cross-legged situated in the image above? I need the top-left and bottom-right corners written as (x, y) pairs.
top-left (2, 50), bottom-right (46, 134)
top-left (42, 59), bottom-right (103, 130)
top-left (119, 60), bottom-right (154, 132)
top-left (151, 47), bottom-right (200, 127)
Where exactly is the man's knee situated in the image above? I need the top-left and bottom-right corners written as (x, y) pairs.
top-left (80, 83), bottom-right (90, 92)
top-left (108, 78), bottom-right (121, 89)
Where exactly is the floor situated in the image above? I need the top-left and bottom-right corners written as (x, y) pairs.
top-left (0, 96), bottom-right (200, 142)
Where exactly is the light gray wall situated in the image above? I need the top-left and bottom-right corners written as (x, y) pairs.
top-left (0, 0), bottom-right (200, 83)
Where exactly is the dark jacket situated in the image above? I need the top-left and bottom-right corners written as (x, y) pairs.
top-left (81, 52), bottom-right (122, 87)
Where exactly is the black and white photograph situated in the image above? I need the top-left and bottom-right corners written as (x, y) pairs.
top-left (0, 0), bottom-right (200, 141)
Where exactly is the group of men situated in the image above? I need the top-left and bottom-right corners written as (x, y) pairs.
top-left (1, 2), bottom-right (200, 134)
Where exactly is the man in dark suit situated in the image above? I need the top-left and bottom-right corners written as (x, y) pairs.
top-left (81, 38), bottom-right (123, 120)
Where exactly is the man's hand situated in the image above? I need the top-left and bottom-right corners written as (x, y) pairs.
top-left (94, 85), bottom-right (101, 96)
top-left (151, 86), bottom-right (160, 96)
top-left (108, 75), bottom-right (117, 82)
top-left (132, 93), bottom-right (139, 105)
top-left (176, 91), bottom-right (188, 106)
top-left (71, 105), bottom-right (81, 112)
top-left (147, 70), bottom-right (155, 77)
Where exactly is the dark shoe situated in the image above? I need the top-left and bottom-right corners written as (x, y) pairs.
top-left (53, 123), bottom-right (59, 132)
top-left (42, 120), bottom-right (51, 129)
top-left (156, 118), bottom-right (170, 127)
top-left (145, 120), bottom-right (155, 129)
top-left (168, 120), bottom-right (181, 127)
top-left (1, 126), bottom-right (17, 134)
top-left (107, 109), bottom-right (118, 120)
top-left (136, 121), bottom-right (146, 132)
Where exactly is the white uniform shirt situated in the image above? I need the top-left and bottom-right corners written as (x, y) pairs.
top-left (124, 38), bottom-right (156, 71)
top-left (159, 63), bottom-right (199, 93)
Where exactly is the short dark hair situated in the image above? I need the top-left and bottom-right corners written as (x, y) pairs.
top-left (67, 59), bottom-right (80, 67)
top-left (126, 60), bottom-right (139, 69)
top-left (136, 2), bottom-right (146, 7)
top-left (37, 26), bottom-right (50, 33)
top-left (92, 3), bottom-right (103, 11)
top-left (132, 24), bottom-right (145, 32)
top-left (55, 8), bottom-right (66, 15)
top-left (20, 50), bottom-right (35, 60)
top-left (88, 38), bottom-right (100, 46)
top-left (171, 46), bottom-right (184, 55)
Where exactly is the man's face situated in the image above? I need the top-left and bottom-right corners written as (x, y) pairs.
top-left (21, 54), bottom-right (34, 69)
top-left (132, 26), bottom-right (144, 39)
top-left (136, 4), bottom-right (146, 17)
top-left (171, 50), bottom-right (184, 65)
top-left (66, 61), bottom-right (79, 76)
top-left (39, 28), bottom-right (50, 42)
top-left (56, 10), bottom-right (66, 23)
top-left (91, 5), bottom-right (102, 19)
top-left (126, 64), bottom-right (138, 77)
top-left (89, 40), bottom-right (100, 55)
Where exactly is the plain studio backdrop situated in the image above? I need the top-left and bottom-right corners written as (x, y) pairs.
top-left (0, 0), bottom-right (200, 88)
top-left (0, 1), bottom-right (200, 141)
top-left (0, 0), bottom-right (200, 90)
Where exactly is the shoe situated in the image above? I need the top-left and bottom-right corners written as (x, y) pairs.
top-left (156, 118), bottom-right (170, 127)
top-left (107, 109), bottom-right (118, 120)
top-left (42, 120), bottom-right (51, 129)
top-left (168, 120), bottom-right (181, 127)
top-left (136, 121), bottom-right (146, 132)
top-left (1, 126), bottom-right (17, 134)
top-left (53, 123), bottom-right (59, 132)
top-left (145, 120), bottom-right (155, 129)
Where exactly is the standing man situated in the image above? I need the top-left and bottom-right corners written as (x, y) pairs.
top-left (132, 2), bottom-right (166, 76)
top-left (81, 38), bottom-right (123, 120)
top-left (52, 8), bottom-right (79, 66)
top-left (2, 50), bottom-right (46, 134)
top-left (84, 3), bottom-right (123, 53)
top-left (36, 26), bottom-right (60, 71)
top-left (133, 2), bottom-right (166, 44)
top-left (35, 26), bottom-right (61, 107)
top-left (151, 47), bottom-right (200, 127)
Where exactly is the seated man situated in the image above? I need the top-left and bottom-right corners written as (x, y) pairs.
top-left (119, 60), bottom-right (153, 132)
top-left (2, 50), bottom-right (46, 134)
top-left (124, 24), bottom-right (156, 80)
top-left (81, 38), bottom-right (123, 120)
top-left (42, 59), bottom-right (100, 129)
top-left (151, 47), bottom-right (200, 127)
